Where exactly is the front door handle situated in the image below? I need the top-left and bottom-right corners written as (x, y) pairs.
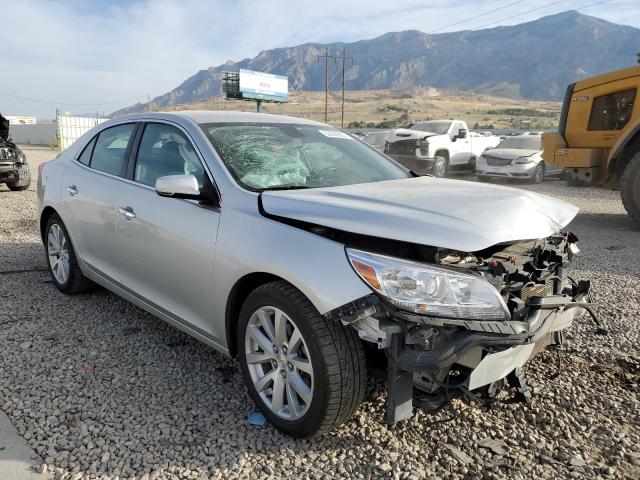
top-left (118, 207), bottom-right (136, 220)
top-left (66, 185), bottom-right (78, 196)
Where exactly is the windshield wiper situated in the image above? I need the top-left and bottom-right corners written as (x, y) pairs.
top-left (258, 184), bottom-right (312, 191)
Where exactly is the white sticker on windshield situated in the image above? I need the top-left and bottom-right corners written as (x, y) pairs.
top-left (318, 129), bottom-right (352, 139)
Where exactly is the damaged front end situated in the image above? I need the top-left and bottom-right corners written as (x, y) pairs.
top-left (325, 233), bottom-right (593, 425)
top-left (0, 139), bottom-right (29, 187)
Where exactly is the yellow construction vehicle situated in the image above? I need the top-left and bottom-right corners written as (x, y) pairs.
top-left (542, 62), bottom-right (640, 222)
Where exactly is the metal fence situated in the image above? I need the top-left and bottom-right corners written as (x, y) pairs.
top-left (56, 114), bottom-right (108, 151)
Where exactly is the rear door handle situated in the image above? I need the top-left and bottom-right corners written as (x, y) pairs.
top-left (66, 185), bottom-right (78, 196)
top-left (118, 206), bottom-right (136, 220)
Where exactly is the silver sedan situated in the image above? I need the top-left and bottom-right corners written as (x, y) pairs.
top-left (38, 111), bottom-right (589, 437)
top-left (475, 134), bottom-right (563, 183)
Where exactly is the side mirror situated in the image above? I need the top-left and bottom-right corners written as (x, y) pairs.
top-left (156, 174), bottom-right (219, 205)
top-left (458, 128), bottom-right (468, 139)
top-left (156, 174), bottom-right (200, 198)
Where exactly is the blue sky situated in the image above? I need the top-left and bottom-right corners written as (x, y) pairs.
top-left (1, 0), bottom-right (639, 118)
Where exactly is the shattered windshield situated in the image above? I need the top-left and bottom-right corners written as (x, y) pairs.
top-left (200, 123), bottom-right (410, 190)
top-left (410, 121), bottom-right (451, 135)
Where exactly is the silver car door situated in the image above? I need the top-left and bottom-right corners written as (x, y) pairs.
top-left (115, 122), bottom-right (221, 339)
top-left (61, 123), bottom-right (138, 283)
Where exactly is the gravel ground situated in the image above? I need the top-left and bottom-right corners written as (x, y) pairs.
top-left (1, 148), bottom-right (639, 480)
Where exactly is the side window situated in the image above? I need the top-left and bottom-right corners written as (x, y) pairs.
top-left (588, 89), bottom-right (636, 131)
top-left (134, 123), bottom-right (206, 188)
top-left (91, 124), bottom-right (136, 177)
top-left (77, 137), bottom-right (96, 166)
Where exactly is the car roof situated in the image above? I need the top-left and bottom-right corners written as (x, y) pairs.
top-left (113, 110), bottom-right (327, 126)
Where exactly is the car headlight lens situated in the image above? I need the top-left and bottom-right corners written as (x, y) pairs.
top-left (514, 156), bottom-right (534, 164)
top-left (418, 138), bottom-right (429, 156)
top-left (347, 249), bottom-right (509, 320)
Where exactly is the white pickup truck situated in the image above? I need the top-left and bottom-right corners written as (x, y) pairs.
top-left (384, 120), bottom-right (501, 177)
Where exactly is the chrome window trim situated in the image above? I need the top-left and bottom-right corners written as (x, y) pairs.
top-left (72, 117), bottom-right (222, 208)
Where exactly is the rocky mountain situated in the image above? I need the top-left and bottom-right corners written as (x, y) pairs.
top-left (115, 11), bottom-right (640, 115)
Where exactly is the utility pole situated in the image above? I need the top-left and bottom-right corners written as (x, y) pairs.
top-left (317, 47), bottom-right (336, 123)
top-left (336, 48), bottom-right (353, 128)
top-left (147, 93), bottom-right (151, 112)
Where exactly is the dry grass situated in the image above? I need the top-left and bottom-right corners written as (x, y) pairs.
top-left (156, 87), bottom-right (561, 130)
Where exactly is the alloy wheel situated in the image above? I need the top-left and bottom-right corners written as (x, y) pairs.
top-left (47, 223), bottom-right (70, 284)
top-left (534, 165), bottom-right (544, 183)
top-left (244, 306), bottom-right (314, 420)
top-left (433, 158), bottom-right (446, 178)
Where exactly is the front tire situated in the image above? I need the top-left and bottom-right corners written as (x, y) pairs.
top-left (45, 214), bottom-right (93, 294)
top-left (7, 166), bottom-right (31, 191)
top-left (432, 156), bottom-right (447, 178)
top-left (530, 163), bottom-right (544, 184)
top-left (237, 281), bottom-right (366, 437)
top-left (621, 152), bottom-right (640, 223)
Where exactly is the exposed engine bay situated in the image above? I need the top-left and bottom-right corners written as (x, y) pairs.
top-left (323, 231), bottom-right (596, 424)
top-left (0, 113), bottom-right (30, 190)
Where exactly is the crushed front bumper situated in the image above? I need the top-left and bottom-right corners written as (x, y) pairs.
top-left (327, 285), bottom-right (592, 425)
top-left (384, 292), bottom-right (590, 424)
top-left (387, 154), bottom-right (436, 174)
top-left (475, 161), bottom-right (537, 179)
top-left (0, 162), bottom-right (20, 184)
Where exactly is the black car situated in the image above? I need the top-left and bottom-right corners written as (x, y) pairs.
top-left (0, 114), bottom-right (30, 191)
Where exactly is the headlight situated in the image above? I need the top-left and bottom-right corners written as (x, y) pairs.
top-left (347, 249), bottom-right (509, 320)
top-left (418, 138), bottom-right (429, 156)
top-left (514, 158), bottom-right (533, 164)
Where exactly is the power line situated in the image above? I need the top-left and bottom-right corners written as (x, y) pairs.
top-left (427, 0), bottom-right (526, 34)
top-left (472, 0), bottom-right (610, 30)
top-left (387, 0), bottom-right (525, 35)
top-left (0, 90), bottom-right (147, 106)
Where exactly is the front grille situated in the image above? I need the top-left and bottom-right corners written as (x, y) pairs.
top-left (484, 156), bottom-right (512, 166)
top-left (386, 139), bottom-right (417, 156)
top-left (501, 279), bottom-right (554, 304)
top-left (521, 281), bottom-right (554, 302)
top-left (532, 332), bottom-right (554, 357)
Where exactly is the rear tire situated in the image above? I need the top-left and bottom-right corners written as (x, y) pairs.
top-left (237, 281), bottom-right (366, 437)
top-left (621, 152), bottom-right (640, 223)
top-left (45, 214), bottom-right (93, 294)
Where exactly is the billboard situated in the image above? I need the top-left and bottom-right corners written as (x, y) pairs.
top-left (6, 115), bottom-right (37, 125)
top-left (239, 69), bottom-right (288, 102)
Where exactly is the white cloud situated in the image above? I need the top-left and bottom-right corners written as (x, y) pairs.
top-left (1, 0), bottom-right (638, 118)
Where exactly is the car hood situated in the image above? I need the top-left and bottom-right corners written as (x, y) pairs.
top-left (483, 148), bottom-right (540, 159)
top-left (387, 128), bottom-right (439, 142)
top-left (261, 177), bottom-right (578, 252)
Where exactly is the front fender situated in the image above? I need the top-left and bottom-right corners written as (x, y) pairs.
top-left (210, 189), bottom-right (373, 352)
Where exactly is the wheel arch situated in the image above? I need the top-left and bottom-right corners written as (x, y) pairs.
top-left (39, 206), bottom-right (59, 243)
top-left (225, 272), bottom-right (289, 357)
top-left (608, 123), bottom-right (640, 177)
top-left (434, 149), bottom-right (450, 162)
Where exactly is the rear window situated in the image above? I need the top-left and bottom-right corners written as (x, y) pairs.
top-left (588, 89), bottom-right (636, 131)
top-left (77, 137), bottom-right (96, 166)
